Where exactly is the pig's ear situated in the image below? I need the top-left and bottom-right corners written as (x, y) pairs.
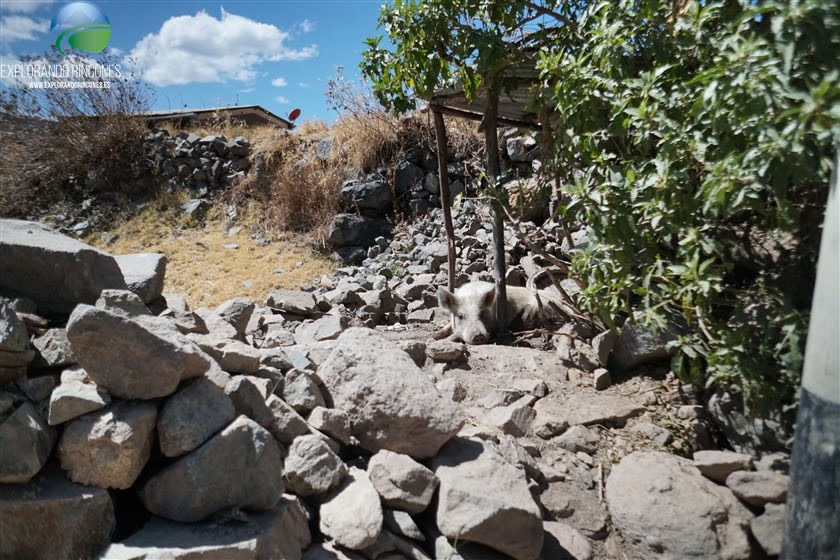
top-left (481, 286), bottom-right (497, 308)
top-left (438, 287), bottom-right (457, 311)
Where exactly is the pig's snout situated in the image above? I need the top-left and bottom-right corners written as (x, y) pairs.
top-left (468, 332), bottom-right (488, 345)
top-left (459, 325), bottom-right (489, 345)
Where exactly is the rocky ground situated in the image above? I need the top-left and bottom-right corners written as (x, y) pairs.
top-left (0, 200), bottom-right (790, 560)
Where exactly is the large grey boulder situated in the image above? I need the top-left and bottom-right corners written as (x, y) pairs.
top-left (142, 415), bottom-right (285, 522)
top-left (319, 467), bottom-right (383, 550)
top-left (341, 180), bottom-right (393, 215)
top-left (609, 312), bottom-right (681, 371)
top-left (318, 328), bottom-right (463, 458)
top-left (0, 219), bottom-right (165, 311)
top-left (368, 449), bottom-right (438, 514)
top-left (283, 434), bottom-right (347, 496)
top-left (0, 219), bottom-right (125, 313)
top-left (0, 466), bottom-right (114, 560)
top-left (158, 377), bottom-right (236, 457)
top-left (326, 214), bottom-right (390, 248)
top-left (58, 401), bottom-right (157, 489)
top-left (432, 437), bottom-right (544, 560)
top-left (66, 305), bottom-right (212, 399)
top-left (606, 451), bottom-right (753, 560)
top-left (0, 402), bottom-right (55, 483)
top-left (0, 298), bottom-right (34, 369)
top-left (103, 495), bottom-right (311, 560)
top-left (113, 253), bottom-right (167, 304)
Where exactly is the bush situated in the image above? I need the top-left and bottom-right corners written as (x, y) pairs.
top-left (537, 0), bottom-right (839, 416)
top-left (0, 51), bottom-right (154, 217)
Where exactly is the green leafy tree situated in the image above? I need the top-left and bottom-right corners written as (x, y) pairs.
top-left (363, 0), bottom-right (576, 328)
top-left (536, 0), bottom-right (839, 416)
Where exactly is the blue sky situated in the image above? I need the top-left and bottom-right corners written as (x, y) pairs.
top-left (0, 0), bottom-right (387, 122)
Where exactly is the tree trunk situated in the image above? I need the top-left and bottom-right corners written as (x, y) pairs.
top-left (484, 90), bottom-right (507, 332)
top-left (433, 109), bottom-right (457, 291)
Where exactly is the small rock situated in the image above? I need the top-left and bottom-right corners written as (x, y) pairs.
top-left (320, 467), bottom-right (383, 550)
top-left (590, 330), bottom-right (617, 368)
top-left (308, 406), bottom-right (352, 446)
top-left (95, 289), bottom-right (151, 316)
top-left (512, 378), bottom-right (548, 398)
top-left (157, 378), bottom-right (236, 458)
top-left (0, 402), bottom-right (54, 483)
top-left (426, 339), bottom-right (466, 362)
top-left (541, 521), bottom-right (593, 560)
top-left (214, 297), bottom-right (255, 335)
top-left (283, 369), bottom-right (326, 415)
top-left (283, 434), bottom-right (347, 496)
top-left (383, 509), bottom-right (425, 542)
top-left (555, 425), bottom-right (600, 455)
top-left (295, 314), bottom-right (348, 345)
top-left (750, 502), bottom-right (785, 557)
top-left (482, 405), bottom-right (536, 437)
top-left (368, 449), bottom-right (439, 514)
top-left (593, 368), bottom-right (611, 390)
top-left (31, 328), bottom-right (76, 367)
top-left (266, 289), bottom-right (320, 316)
top-left (436, 378), bottom-right (467, 402)
top-left (693, 450), bottom-right (754, 483)
top-left (48, 375), bottom-right (110, 425)
top-left (725, 470), bottom-right (789, 507)
top-left (189, 334), bottom-right (261, 374)
top-left (629, 421), bottom-right (673, 446)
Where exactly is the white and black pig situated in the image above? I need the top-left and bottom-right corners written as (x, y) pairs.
top-left (437, 281), bottom-right (570, 344)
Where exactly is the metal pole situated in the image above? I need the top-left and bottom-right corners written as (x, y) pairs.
top-left (781, 150), bottom-right (839, 559)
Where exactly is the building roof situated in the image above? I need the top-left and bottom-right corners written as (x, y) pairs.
top-left (144, 105), bottom-right (294, 129)
top-left (427, 60), bottom-right (542, 129)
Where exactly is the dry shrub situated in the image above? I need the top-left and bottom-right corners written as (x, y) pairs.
top-left (224, 67), bottom-right (483, 241)
top-left (0, 51), bottom-right (153, 217)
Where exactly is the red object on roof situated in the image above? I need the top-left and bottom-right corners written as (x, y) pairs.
top-left (288, 108), bottom-right (301, 122)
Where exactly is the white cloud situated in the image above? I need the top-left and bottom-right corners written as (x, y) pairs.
top-left (298, 82), bottom-right (309, 88)
top-left (127, 8), bottom-right (318, 87)
top-left (275, 95), bottom-right (289, 104)
top-left (299, 19), bottom-right (314, 33)
top-left (0, 15), bottom-right (49, 41)
top-left (271, 76), bottom-right (287, 87)
top-left (1, 1), bottom-right (56, 14)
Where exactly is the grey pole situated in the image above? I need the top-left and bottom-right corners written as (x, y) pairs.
top-left (781, 151), bottom-right (839, 559)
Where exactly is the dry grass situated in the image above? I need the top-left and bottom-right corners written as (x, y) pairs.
top-left (87, 195), bottom-right (335, 309)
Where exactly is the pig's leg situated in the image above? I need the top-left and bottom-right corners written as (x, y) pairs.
top-left (432, 322), bottom-right (454, 340)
